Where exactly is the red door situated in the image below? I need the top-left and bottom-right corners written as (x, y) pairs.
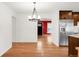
top-left (42, 21), bottom-right (47, 34)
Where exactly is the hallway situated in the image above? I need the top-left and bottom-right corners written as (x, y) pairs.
top-left (2, 35), bottom-right (68, 57)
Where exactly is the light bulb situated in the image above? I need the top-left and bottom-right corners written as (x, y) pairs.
top-left (38, 15), bottom-right (41, 19)
top-left (33, 15), bottom-right (37, 19)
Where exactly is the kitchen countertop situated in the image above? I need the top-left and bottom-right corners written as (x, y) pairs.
top-left (69, 34), bottom-right (79, 38)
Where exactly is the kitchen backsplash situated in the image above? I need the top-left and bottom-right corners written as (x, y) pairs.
top-left (59, 20), bottom-right (79, 34)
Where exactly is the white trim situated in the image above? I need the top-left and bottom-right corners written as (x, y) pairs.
top-left (0, 45), bottom-right (12, 56)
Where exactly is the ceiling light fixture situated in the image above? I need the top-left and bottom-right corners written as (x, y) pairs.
top-left (28, 2), bottom-right (41, 21)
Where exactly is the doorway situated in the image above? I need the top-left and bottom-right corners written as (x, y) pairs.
top-left (37, 20), bottom-right (52, 36)
top-left (37, 19), bottom-right (53, 53)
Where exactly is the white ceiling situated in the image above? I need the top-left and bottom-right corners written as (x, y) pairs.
top-left (4, 2), bottom-right (79, 14)
top-left (4, 2), bottom-right (56, 14)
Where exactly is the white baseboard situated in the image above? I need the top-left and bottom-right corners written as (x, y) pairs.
top-left (52, 42), bottom-right (59, 47)
top-left (0, 45), bottom-right (12, 57)
top-left (12, 41), bottom-right (37, 43)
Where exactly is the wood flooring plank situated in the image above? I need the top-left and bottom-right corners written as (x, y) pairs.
top-left (2, 35), bottom-right (69, 57)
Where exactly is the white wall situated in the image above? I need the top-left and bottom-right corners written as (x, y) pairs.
top-left (51, 10), bottom-right (59, 46)
top-left (13, 13), bottom-right (37, 42)
top-left (39, 13), bottom-right (52, 19)
top-left (0, 3), bottom-right (15, 56)
top-left (47, 23), bottom-right (52, 33)
top-left (12, 16), bottom-right (16, 42)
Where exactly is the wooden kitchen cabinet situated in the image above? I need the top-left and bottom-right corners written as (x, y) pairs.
top-left (72, 12), bottom-right (79, 25)
top-left (68, 36), bottom-right (78, 56)
top-left (59, 10), bottom-right (79, 25)
top-left (68, 34), bottom-right (79, 56)
top-left (59, 10), bottom-right (72, 19)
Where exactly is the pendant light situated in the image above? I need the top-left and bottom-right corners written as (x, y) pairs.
top-left (28, 2), bottom-right (41, 21)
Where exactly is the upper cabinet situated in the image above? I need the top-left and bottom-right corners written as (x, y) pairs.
top-left (72, 12), bottom-right (79, 25)
top-left (59, 10), bottom-right (72, 19)
top-left (59, 10), bottom-right (79, 25)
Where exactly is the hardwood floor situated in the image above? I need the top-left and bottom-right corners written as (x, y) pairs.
top-left (2, 34), bottom-right (69, 57)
